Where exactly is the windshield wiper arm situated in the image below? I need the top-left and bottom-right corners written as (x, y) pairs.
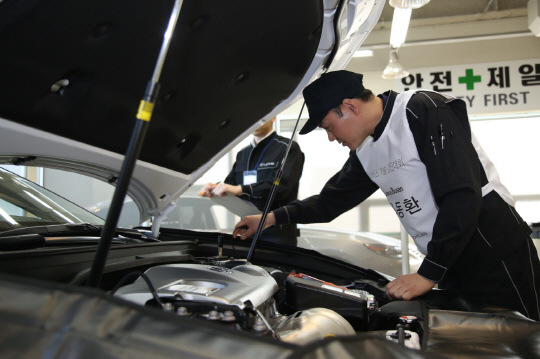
top-left (0, 233), bottom-right (45, 251)
top-left (0, 223), bottom-right (102, 238)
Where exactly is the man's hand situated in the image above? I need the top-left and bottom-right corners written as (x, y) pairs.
top-left (212, 183), bottom-right (241, 197)
top-left (233, 213), bottom-right (276, 240)
top-left (200, 182), bottom-right (217, 197)
top-left (386, 273), bottom-right (436, 300)
top-left (200, 182), bottom-right (241, 197)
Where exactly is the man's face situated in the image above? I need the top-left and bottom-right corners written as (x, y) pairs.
top-left (318, 103), bottom-right (369, 150)
top-left (253, 118), bottom-right (274, 137)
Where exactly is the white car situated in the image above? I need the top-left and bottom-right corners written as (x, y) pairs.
top-left (147, 191), bottom-right (423, 279)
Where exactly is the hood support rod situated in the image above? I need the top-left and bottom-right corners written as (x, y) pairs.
top-left (87, 0), bottom-right (184, 288)
top-left (246, 102), bottom-right (305, 262)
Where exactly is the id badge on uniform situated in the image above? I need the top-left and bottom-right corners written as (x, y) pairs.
top-left (243, 170), bottom-right (257, 185)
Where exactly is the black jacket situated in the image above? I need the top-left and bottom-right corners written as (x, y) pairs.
top-left (225, 131), bottom-right (304, 245)
top-left (273, 91), bottom-right (531, 280)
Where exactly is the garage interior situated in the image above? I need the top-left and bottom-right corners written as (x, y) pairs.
top-left (2, 0), bottom-right (539, 243)
top-left (2, 2), bottom-right (540, 356)
top-left (270, 0), bottom-right (540, 238)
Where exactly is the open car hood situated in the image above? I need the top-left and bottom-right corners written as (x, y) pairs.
top-left (0, 0), bottom-right (384, 222)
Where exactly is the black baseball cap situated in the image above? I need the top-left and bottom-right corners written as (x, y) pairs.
top-left (299, 70), bottom-right (364, 135)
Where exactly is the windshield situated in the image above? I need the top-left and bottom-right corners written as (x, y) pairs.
top-left (0, 168), bottom-right (105, 232)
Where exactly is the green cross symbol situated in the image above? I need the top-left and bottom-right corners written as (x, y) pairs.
top-left (458, 69), bottom-right (481, 90)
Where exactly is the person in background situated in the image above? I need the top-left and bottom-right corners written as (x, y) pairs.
top-left (201, 117), bottom-right (304, 246)
top-left (233, 71), bottom-right (540, 320)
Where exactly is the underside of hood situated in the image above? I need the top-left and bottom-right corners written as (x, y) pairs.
top-left (0, 0), bottom-right (322, 174)
top-left (0, 0), bottom-right (385, 222)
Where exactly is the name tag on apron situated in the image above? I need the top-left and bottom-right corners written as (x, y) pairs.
top-left (243, 170), bottom-right (257, 185)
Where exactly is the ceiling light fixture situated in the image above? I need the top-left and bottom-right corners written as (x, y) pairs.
top-left (383, 0), bottom-right (430, 80)
top-left (382, 48), bottom-right (409, 79)
top-left (389, 0), bottom-right (430, 9)
top-left (390, 7), bottom-right (412, 48)
top-left (353, 49), bottom-right (374, 57)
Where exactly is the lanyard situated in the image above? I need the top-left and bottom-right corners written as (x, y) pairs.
top-left (252, 133), bottom-right (277, 170)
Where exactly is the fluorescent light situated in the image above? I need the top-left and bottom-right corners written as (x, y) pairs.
top-left (353, 49), bottom-right (374, 57)
top-left (390, 7), bottom-right (412, 48)
top-left (390, 0), bottom-right (430, 9)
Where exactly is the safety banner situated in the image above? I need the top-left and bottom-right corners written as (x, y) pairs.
top-left (393, 59), bottom-right (540, 114)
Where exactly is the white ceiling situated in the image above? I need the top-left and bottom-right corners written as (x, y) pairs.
top-left (345, 0), bottom-right (540, 74)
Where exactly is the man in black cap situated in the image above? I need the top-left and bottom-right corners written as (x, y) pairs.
top-left (234, 70), bottom-right (540, 320)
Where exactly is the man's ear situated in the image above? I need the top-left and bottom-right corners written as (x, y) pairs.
top-left (342, 98), bottom-right (357, 114)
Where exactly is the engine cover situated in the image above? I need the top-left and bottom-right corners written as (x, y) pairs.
top-left (115, 263), bottom-right (279, 309)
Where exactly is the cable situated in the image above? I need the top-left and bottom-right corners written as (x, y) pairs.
top-left (108, 271), bottom-right (164, 309)
top-left (229, 234), bottom-right (240, 259)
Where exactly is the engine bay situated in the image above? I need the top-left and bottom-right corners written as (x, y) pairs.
top-left (110, 238), bottom-right (425, 348)
top-left (2, 226), bottom-right (538, 358)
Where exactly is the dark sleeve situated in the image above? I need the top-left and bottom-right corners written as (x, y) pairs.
top-left (407, 93), bottom-right (483, 282)
top-left (273, 141), bottom-right (304, 202)
top-left (273, 151), bottom-right (378, 225)
top-left (240, 141), bottom-right (304, 203)
top-left (224, 159), bottom-right (239, 186)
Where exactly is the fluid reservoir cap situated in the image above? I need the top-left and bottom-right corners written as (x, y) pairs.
top-left (399, 315), bottom-right (417, 323)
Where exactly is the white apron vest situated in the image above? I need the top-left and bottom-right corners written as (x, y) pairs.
top-left (356, 90), bottom-right (514, 255)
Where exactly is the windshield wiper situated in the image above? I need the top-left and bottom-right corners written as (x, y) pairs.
top-left (0, 233), bottom-right (45, 251)
top-left (0, 223), bottom-right (102, 238)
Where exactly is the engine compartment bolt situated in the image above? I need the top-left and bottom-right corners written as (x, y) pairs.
top-left (222, 310), bottom-right (236, 322)
top-left (207, 310), bottom-right (220, 320)
top-left (252, 317), bottom-right (266, 332)
top-left (177, 306), bottom-right (189, 316)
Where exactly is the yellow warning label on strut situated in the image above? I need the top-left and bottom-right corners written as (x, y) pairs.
top-left (136, 100), bottom-right (154, 121)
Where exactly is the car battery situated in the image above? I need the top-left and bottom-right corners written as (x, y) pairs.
top-left (285, 273), bottom-right (374, 331)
